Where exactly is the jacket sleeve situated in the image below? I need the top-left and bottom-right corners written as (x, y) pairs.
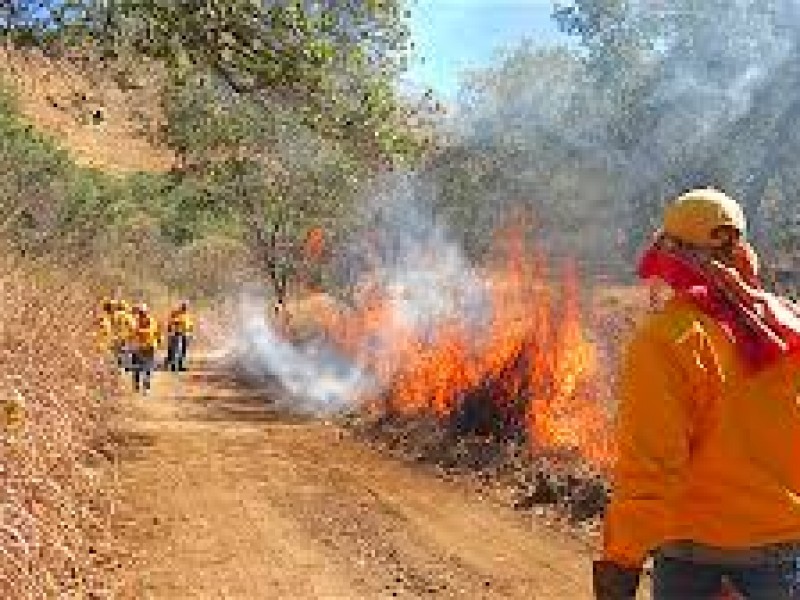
top-left (602, 327), bottom-right (692, 568)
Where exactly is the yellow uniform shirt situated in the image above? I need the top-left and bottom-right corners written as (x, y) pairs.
top-left (96, 313), bottom-right (114, 350)
top-left (167, 310), bottom-right (195, 335)
top-left (110, 308), bottom-right (135, 345)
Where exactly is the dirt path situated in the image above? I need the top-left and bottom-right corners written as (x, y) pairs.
top-left (111, 352), bottom-right (604, 599)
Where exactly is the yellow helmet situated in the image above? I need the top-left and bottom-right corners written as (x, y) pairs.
top-left (663, 188), bottom-right (746, 248)
top-left (118, 299), bottom-right (131, 312)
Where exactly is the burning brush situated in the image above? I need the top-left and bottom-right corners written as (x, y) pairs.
top-left (301, 227), bottom-right (617, 474)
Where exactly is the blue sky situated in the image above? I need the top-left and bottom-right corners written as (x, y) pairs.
top-left (403, 0), bottom-right (570, 100)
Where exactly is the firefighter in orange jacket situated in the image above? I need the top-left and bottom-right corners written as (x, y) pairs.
top-left (595, 189), bottom-right (800, 599)
top-left (128, 302), bottom-right (162, 394)
top-left (109, 299), bottom-right (135, 370)
top-left (165, 300), bottom-right (194, 372)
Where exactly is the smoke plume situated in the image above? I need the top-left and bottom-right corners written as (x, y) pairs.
top-left (440, 0), bottom-right (800, 274)
top-left (229, 172), bottom-right (491, 415)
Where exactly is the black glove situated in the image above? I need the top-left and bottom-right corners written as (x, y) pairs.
top-left (592, 560), bottom-right (641, 600)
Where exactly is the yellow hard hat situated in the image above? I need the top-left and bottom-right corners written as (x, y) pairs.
top-left (118, 300), bottom-right (131, 312)
top-left (663, 188), bottom-right (746, 247)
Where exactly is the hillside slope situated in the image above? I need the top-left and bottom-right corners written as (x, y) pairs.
top-left (0, 48), bottom-right (174, 174)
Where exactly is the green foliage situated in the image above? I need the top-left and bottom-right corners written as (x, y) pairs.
top-left (0, 85), bottom-right (233, 263)
top-left (0, 88), bottom-right (71, 250)
top-left (1, 0), bottom-right (422, 163)
top-left (0, 0), bottom-right (433, 298)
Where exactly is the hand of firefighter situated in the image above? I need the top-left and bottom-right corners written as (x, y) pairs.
top-left (592, 560), bottom-right (641, 600)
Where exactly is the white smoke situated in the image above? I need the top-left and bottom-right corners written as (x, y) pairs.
top-left (233, 287), bottom-right (376, 415)
top-left (441, 0), bottom-right (800, 273)
top-left (355, 173), bottom-right (492, 338)
top-left (621, 2), bottom-right (796, 196)
top-left (228, 172), bottom-right (492, 416)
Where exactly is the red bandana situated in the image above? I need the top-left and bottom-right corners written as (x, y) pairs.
top-left (638, 245), bottom-right (800, 371)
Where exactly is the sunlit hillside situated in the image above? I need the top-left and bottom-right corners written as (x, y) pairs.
top-left (0, 48), bottom-right (175, 174)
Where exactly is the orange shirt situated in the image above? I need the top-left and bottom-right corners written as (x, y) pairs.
top-left (129, 314), bottom-right (161, 351)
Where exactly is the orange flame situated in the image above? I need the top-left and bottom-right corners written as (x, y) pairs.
top-left (303, 227), bottom-right (325, 262)
top-left (287, 226), bottom-right (616, 471)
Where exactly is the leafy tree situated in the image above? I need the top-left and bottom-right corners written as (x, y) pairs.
top-left (0, 0), bottom-right (437, 301)
top-left (553, 0), bottom-right (800, 256)
top-left (0, 0), bottom-right (425, 163)
top-left (426, 43), bottom-right (626, 271)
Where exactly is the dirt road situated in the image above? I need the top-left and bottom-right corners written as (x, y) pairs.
top-left (111, 353), bottom-right (603, 599)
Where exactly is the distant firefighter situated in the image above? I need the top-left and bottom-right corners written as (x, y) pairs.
top-left (128, 303), bottom-right (162, 395)
top-left (165, 300), bottom-right (194, 372)
top-left (103, 297), bottom-right (135, 370)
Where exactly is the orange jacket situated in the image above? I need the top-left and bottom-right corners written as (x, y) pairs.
top-left (128, 314), bottom-right (162, 352)
top-left (603, 296), bottom-right (800, 568)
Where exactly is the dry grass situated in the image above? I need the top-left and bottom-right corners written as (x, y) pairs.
top-left (0, 46), bottom-right (174, 175)
top-left (0, 249), bottom-right (123, 599)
